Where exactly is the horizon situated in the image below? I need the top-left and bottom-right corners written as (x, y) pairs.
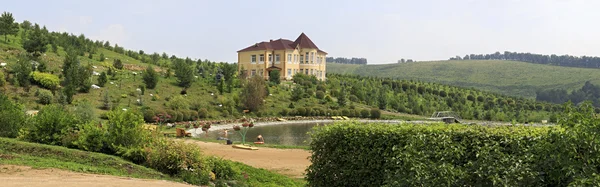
top-left (5, 0), bottom-right (600, 64)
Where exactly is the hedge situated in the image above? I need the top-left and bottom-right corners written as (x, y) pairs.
top-left (30, 71), bottom-right (59, 90)
top-left (306, 121), bottom-right (600, 186)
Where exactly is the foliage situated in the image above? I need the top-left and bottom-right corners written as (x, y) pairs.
top-left (105, 109), bottom-right (148, 154)
top-left (30, 71), bottom-right (59, 90)
top-left (167, 95), bottom-right (189, 110)
top-left (0, 93), bottom-right (27, 138)
top-left (13, 54), bottom-right (32, 89)
top-left (173, 59), bottom-right (194, 88)
top-left (269, 70), bottom-right (280, 85)
top-left (241, 76), bottom-right (266, 112)
top-left (98, 72), bottom-right (107, 87)
top-left (142, 65), bottom-right (159, 89)
top-left (326, 57), bottom-right (368, 65)
top-left (369, 108), bottom-right (381, 119)
top-left (74, 122), bottom-right (107, 152)
top-left (452, 51), bottom-right (600, 70)
top-left (72, 100), bottom-right (95, 123)
top-left (36, 89), bottom-right (53, 104)
top-left (113, 59), bottom-right (123, 69)
top-left (0, 11), bottom-right (19, 43)
top-left (0, 71), bottom-right (5, 87)
top-left (25, 104), bottom-right (78, 146)
top-left (144, 137), bottom-right (211, 185)
top-left (22, 23), bottom-right (48, 56)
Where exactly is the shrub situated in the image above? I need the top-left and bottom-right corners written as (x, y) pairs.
top-left (167, 95), bottom-right (189, 110)
top-left (26, 104), bottom-right (78, 145)
top-left (0, 71), bottom-right (5, 87)
top-left (72, 100), bottom-right (95, 123)
top-left (36, 89), bottom-right (53, 104)
top-left (297, 108), bottom-right (307, 116)
top-left (145, 138), bottom-right (211, 185)
top-left (0, 94), bottom-right (28, 138)
top-left (142, 65), bottom-right (159, 89)
top-left (207, 157), bottom-right (238, 180)
top-left (142, 107), bottom-right (156, 122)
top-left (360, 109), bottom-right (370, 118)
top-left (370, 108), bottom-right (381, 119)
top-left (105, 110), bottom-right (148, 154)
top-left (349, 95), bottom-right (359, 102)
top-left (307, 122), bottom-right (553, 187)
top-left (280, 108), bottom-right (289, 116)
top-left (198, 108), bottom-right (209, 119)
top-left (113, 59), bottom-right (123, 69)
top-left (315, 90), bottom-right (325, 99)
top-left (74, 122), bottom-right (107, 152)
top-left (30, 71), bottom-right (59, 90)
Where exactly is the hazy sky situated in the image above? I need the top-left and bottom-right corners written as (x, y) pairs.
top-left (4, 0), bottom-right (600, 64)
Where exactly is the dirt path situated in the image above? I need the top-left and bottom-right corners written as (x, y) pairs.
top-left (0, 165), bottom-right (194, 187)
top-left (183, 140), bottom-right (311, 178)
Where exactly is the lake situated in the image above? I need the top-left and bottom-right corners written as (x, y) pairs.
top-left (192, 122), bottom-right (334, 146)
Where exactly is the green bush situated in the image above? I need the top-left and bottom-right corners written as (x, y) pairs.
top-left (145, 138), bottom-right (211, 185)
top-left (74, 122), bottom-right (107, 152)
top-left (105, 110), bottom-right (148, 154)
top-left (207, 156), bottom-right (238, 180)
top-left (0, 71), bottom-right (5, 87)
top-left (0, 93), bottom-right (28, 138)
top-left (370, 108), bottom-right (381, 119)
top-left (307, 122), bottom-right (554, 187)
top-left (167, 95), bottom-right (189, 110)
top-left (315, 90), bottom-right (325, 99)
top-left (30, 71), bottom-right (59, 90)
top-left (26, 104), bottom-right (78, 146)
top-left (198, 108), bottom-right (209, 119)
top-left (36, 89), bottom-right (53, 105)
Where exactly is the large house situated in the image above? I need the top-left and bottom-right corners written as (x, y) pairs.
top-left (237, 33), bottom-right (327, 81)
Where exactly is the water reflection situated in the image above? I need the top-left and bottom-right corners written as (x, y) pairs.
top-left (196, 122), bottom-right (332, 146)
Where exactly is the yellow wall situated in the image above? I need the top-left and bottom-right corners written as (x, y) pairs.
top-left (238, 46), bottom-right (326, 81)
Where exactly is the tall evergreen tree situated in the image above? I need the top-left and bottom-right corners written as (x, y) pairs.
top-left (142, 65), bottom-right (159, 89)
top-left (0, 12), bottom-right (18, 43)
top-left (173, 59), bottom-right (193, 88)
top-left (22, 24), bottom-right (48, 57)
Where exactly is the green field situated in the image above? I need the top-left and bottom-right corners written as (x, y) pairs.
top-left (327, 60), bottom-right (600, 98)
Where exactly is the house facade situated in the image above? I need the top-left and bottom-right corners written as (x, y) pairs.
top-left (237, 33), bottom-right (327, 81)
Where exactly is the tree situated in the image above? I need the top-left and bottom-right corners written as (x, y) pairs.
top-left (14, 54), bottom-right (32, 91)
top-left (242, 75), bottom-right (267, 112)
top-left (269, 70), bottom-right (281, 85)
top-left (0, 12), bottom-right (18, 43)
top-left (98, 72), bottom-right (107, 87)
top-left (22, 24), bottom-right (48, 57)
top-left (99, 52), bottom-right (105, 61)
top-left (142, 65), bottom-right (159, 89)
top-left (113, 59), bottom-right (123, 69)
top-left (0, 93), bottom-right (27, 138)
top-left (173, 59), bottom-right (193, 88)
top-left (150, 53), bottom-right (160, 64)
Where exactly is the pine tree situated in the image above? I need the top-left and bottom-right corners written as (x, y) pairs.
top-left (98, 72), bottom-right (107, 87)
top-left (142, 65), bottom-right (158, 89)
top-left (0, 12), bottom-right (19, 43)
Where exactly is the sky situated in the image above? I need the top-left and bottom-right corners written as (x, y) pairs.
top-left (4, 0), bottom-right (600, 64)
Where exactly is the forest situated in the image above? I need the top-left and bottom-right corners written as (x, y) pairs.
top-left (450, 51), bottom-right (600, 69)
top-left (326, 57), bottom-right (368, 65)
top-left (536, 81), bottom-right (600, 107)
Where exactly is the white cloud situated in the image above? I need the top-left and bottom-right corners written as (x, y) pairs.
top-left (91, 24), bottom-right (129, 45)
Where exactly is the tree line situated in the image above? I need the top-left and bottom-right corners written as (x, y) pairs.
top-left (450, 51), bottom-right (600, 69)
top-left (536, 81), bottom-right (600, 107)
top-left (326, 57), bottom-right (367, 65)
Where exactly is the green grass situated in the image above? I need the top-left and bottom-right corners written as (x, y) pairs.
top-left (227, 160), bottom-right (306, 187)
top-left (0, 137), bottom-right (176, 181)
top-left (327, 60), bottom-right (600, 98)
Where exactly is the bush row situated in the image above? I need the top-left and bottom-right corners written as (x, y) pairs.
top-left (30, 71), bottom-right (59, 90)
top-left (307, 113), bottom-right (600, 187)
top-left (280, 107), bottom-right (381, 119)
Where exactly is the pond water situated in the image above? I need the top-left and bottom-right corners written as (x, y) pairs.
top-left (192, 122), bottom-right (333, 146)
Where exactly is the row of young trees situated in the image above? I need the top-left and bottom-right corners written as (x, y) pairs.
top-left (450, 51), bottom-right (600, 69)
top-left (326, 57), bottom-right (368, 65)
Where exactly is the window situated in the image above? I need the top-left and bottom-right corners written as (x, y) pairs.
top-left (251, 70), bottom-right (256, 76)
top-left (259, 54), bottom-right (264, 63)
top-left (300, 55), bottom-right (304, 64)
top-left (305, 52), bottom-right (309, 63)
top-left (305, 69), bottom-right (309, 74)
top-left (287, 54), bottom-right (292, 63)
top-left (259, 69), bottom-right (263, 76)
top-left (275, 54), bottom-right (280, 64)
top-left (300, 69), bottom-right (303, 74)
top-left (310, 53), bottom-right (313, 64)
top-left (287, 69), bottom-right (291, 77)
top-left (311, 69), bottom-right (314, 75)
top-left (251, 55), bottom-right (256, 63)
top-left (268, 54), bottom-right (273, 62)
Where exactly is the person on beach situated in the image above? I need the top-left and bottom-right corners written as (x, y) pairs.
top-left (257, 134), bottom-right (264, 143)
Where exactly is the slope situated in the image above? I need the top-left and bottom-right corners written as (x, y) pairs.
top-left (327, 60), bottom-right (600, 98)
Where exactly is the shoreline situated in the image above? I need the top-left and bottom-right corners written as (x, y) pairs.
top-left (185, 119), bottom-right (438, 136)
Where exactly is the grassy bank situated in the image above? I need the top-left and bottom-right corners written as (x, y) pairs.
top-left (0, 137), bottom-right (176, 181)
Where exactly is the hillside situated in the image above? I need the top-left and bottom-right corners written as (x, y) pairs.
top-left (327, 60), bottom-right (600, 98)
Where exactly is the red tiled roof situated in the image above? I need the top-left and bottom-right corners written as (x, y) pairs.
top-left (237, 33), bottom-right (326, 54)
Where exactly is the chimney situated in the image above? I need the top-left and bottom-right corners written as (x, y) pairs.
top-left (269, 39), bottom-right (273, 42)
